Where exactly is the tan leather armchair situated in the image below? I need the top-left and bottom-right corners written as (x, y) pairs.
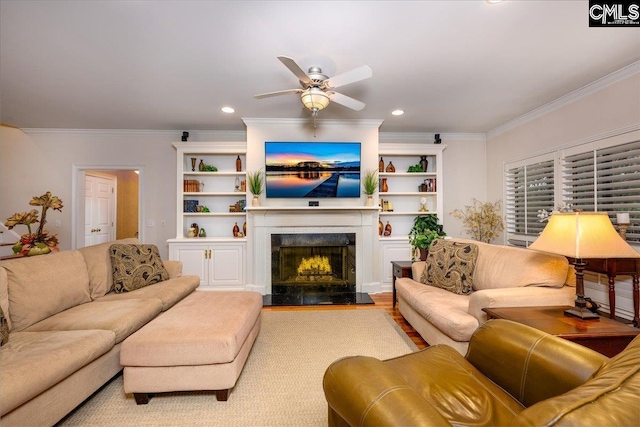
top-left (323, 319), bottom-right (640, 426)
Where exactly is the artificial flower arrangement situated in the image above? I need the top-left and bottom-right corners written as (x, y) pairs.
top-left (4, 191), bottom-right (63, 256)
top-left (450, 199), bottom-right (504, 243)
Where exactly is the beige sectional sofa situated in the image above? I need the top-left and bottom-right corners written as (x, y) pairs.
top-left (0, 238), bottom-right (200, 427)
top-left (396, 238), bottom-right (576, 355)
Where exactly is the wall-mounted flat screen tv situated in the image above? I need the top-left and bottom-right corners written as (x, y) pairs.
top-left (265, 141), bottom-right (361, 198)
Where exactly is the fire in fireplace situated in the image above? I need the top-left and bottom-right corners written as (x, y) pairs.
top-left (271, 233), bottom-right (356, 297)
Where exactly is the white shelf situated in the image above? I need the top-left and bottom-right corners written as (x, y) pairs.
top-left (380, 192), bottom-right (436, 196)
top-left (168, 237), bottom-right (247, 243)
top-left (183, 212), bottom-right (246, 217)
top-left (379, 172), bottom-right (436, 177)
top-left (184, 171), bottom-right (245, 176)
top-left (184, 192), bottom-right (246, 196)
top-left (246, 206), bottom-right (380, 212)
top-left (379, 211), bottom-right (436, 216)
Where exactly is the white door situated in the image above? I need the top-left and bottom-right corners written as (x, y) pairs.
top-left (210, 244), bottom-right (244, 286)
top-left (85, 174), bottom-right (115, 246)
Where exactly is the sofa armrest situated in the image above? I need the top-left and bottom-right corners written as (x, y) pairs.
top-left (162, 260), bottom-right (182, 279)
top-left (411, 261), bottom-right (426, 281)
top-left (466, 319), bottom-right (608, 407)
top-left (468, 285), bottom-right (576, 324)
top-left (323, 356), bottom-right (452, 427)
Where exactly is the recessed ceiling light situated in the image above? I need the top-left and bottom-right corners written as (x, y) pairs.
top-left (221, 106), bottom-right (235, 114)
top-left (486, 0), bottom-right (504, 3)
top-left (392, 109), bottom-right (405, 116)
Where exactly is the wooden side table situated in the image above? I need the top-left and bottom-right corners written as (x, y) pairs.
top-left (578, 257), bottom-right (640, 326)
top-left (483, 306), bottom-right (640, 357)
top-left (391, 261), bottom-right (413, 308)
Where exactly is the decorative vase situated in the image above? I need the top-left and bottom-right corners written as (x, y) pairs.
top-left (419, 248), bottom-right (428, 261)
top-left (236, 155), bottom-right (242, 172)
top-left (384, 221), bottom-right (392, 236)
top-left (199, 228), bottom-right (207, 238)
top-left (233, 222), bottom-right (240, 237)
top-left (381, 178), bottom-right (389, 193)
top-left (420, 156), bottom-right (428, 172)
top-left (385, 161), bottom-right (395, 173)
top-left (187, 227), bottom-right (196, 238)
top-left (191, 222), bottom-right (199, 236)
top-left (365, 195), bottom-right (374, 206)
top-left (243, 222), bottom-right (247, 236)
top-left (198, 159), bottom-right (205, 171)
top-left (191, 157), bottom-right (197, 172)
top-left (252, 195), bottom-right (260, 207)
top-left (378, 219), bottom-right (384, 236)
top-left (379, 156), bottom-right (384, 172)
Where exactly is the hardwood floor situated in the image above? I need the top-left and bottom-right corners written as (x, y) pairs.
top-left (262, 292), bottom-right (429, 350)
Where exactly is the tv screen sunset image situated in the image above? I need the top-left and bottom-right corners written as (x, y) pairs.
top-left (265, 142), bottom-right (361, 198)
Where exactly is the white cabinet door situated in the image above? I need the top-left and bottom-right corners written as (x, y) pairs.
top-left (210, 244), bottom-right (244, 287)
top-left (171, 244), bottom-right (208, 287)
top-left (379, 240), bottom-right (412, 288)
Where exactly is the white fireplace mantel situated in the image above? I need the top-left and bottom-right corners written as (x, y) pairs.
top-left (245, 207), bottom-right (381, 295)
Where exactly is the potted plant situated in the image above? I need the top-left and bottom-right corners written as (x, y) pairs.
top-left (408, 215), bottom-right (445, 261)
top-left (247, 170), bottom-right (264, 207)
top-left (362, 169), bottom-right (378, 206)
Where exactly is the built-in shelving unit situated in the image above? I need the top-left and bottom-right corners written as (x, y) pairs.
top-left (168, 142), bottom-right (247, 289)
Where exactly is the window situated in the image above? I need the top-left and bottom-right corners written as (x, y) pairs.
top-left (504, 129), bottom-right (640, 246)
top-left (505, 154), bottom-right (556, 246)
top-left (563, 137), bottom-right (640, 243)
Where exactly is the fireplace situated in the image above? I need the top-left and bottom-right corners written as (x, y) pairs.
top-left (271, 233), bottom-right (356, 302)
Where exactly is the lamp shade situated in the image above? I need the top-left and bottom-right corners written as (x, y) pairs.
top-left (301, 88), bottom-right (330, 111)
top-left (529, 212), bottom-right (639, 259)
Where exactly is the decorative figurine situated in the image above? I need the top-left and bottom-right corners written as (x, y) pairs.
top-left (233, 222), bottom-right (240, 237)
top-left (199, 228), bottom-right (207, 238)
top-left (419, 197), bottom-right (428, 212)
top-left (420, 155), bottom-right (429, 172)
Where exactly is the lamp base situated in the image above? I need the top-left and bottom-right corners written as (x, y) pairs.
top-left (564, 306), bottom-right (600, 320)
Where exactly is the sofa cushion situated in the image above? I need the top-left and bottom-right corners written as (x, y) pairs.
top-left (96, 275), bottom-right (199, 311)
top-left (79, 238), bottom-right (140, 299)
top-left (421, 239), bottom-right (479, 295)
top-left (0, 329), bottom-right (115, 416)
top-left (110, 244), bottom-right (169, 293)
top-left (0, 306), bottom-right (8, 346)
top-left (24, 299), bottom-right (163, 343)
top-left (2, 251), bottom-right (91, 331)
top-left (0, 267), bottom-right (11, 331)
top-left (396, 278), bottom-right (478, 342)
top-left (384, 344), bottom-right (524, 426)
top-left (513, 335), bottom-right (640, 426)
top-left (449, 238), bottom-right (569, 290)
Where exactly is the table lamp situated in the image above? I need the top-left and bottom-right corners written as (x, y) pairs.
top-left (529, 212), bottom-right (640, 320)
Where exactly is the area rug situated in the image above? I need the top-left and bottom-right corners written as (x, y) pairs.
top-left (58, 309), bottom-right (418, 426)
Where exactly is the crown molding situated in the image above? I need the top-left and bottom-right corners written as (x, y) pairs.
top-left (20, 128), bottom-right (246, 140)
top-left (241, 118), bottom-right (384, 128)
top-left (379, 132), bottom-right (485, 142)
top-left (486, 60), bottom-right (640, 140)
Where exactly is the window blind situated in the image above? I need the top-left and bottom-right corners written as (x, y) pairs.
top-left (505, 157), bottom-right (555, 245)
top-left (563, 139), bottom-right (640, 243)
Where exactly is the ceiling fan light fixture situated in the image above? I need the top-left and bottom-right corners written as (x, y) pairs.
top-left (301, 88), bottom-right (330, 112)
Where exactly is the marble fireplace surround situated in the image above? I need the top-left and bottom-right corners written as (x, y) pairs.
top-left (246, 206), bottom-right (380, 295)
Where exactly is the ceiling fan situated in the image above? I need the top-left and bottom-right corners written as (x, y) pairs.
top-left (254, 56), bottom-right (372, 117)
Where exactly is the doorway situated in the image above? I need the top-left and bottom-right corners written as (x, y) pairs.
top-left (72, 166), bottom-right (143, 249)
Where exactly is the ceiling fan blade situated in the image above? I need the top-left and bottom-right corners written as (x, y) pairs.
top-left (324, 65), bottom-right (372, 89)
top-left (277, 56), bottom-right (312, 85)
top-left (254, 88), bottom-right (303, 99)
top-left (328, 92), bottom-right (366, 111)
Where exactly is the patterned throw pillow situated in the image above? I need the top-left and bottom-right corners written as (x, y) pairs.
top-left (1, 306), bottom-right (9, 346)
top-left (110, 244), bottom-right (169, 293)
top-left (420, 239), bottom-right (479, 295)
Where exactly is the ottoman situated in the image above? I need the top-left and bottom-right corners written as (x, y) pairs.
top-left (120, 290), bottom-right (262, 403)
